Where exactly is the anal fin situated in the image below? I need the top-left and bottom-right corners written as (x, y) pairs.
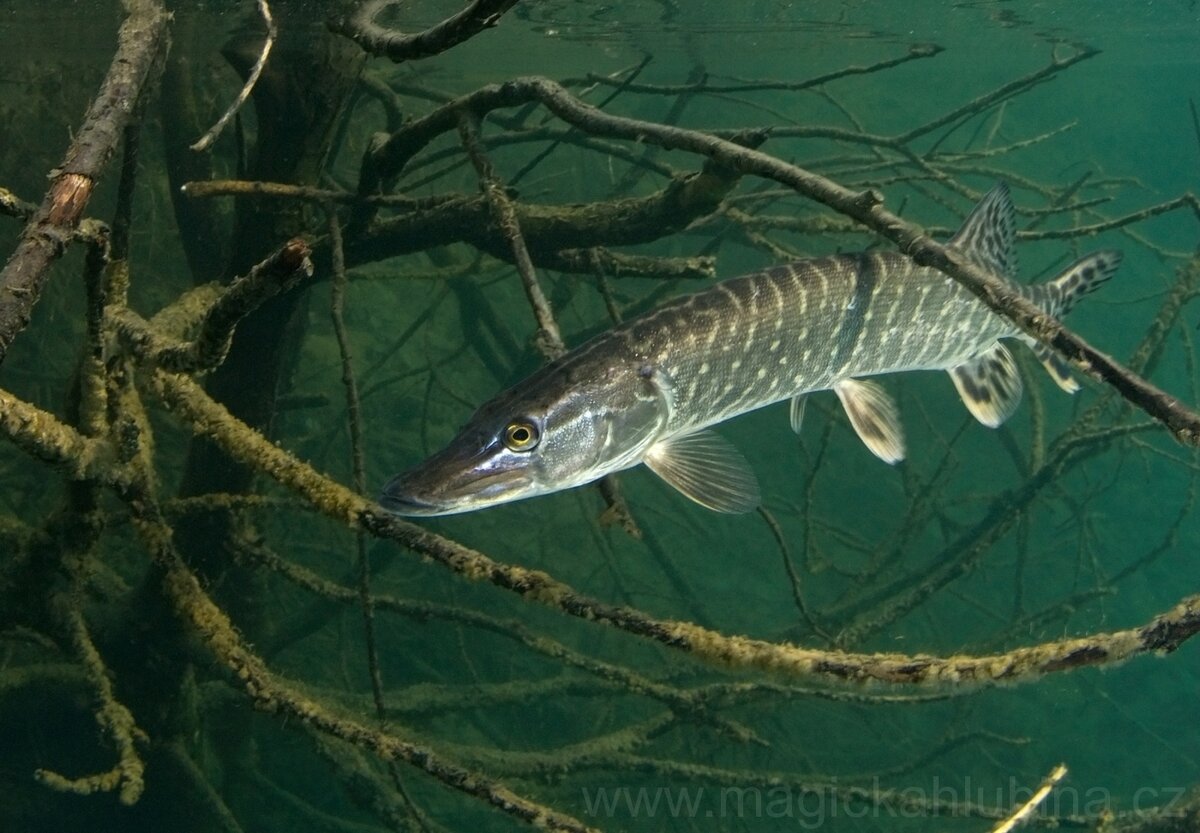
top-left (1019, 335), bottom-right (1080, 394)
top-left (833, 379), bottom-right (905, 464)
top-left (948, 341), bottom-right (1023, 427)
top-left (643, 430), bottom-right (761, 513)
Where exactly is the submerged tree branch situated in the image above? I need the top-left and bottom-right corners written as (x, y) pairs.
top-left (458, 112), bottom-right (564, 357)
top-left (106, 437), bottom-right (598, 833)
top-left (401, 75), bottom-right (1200, 447)
top-left (0, 0), bottom-right (169, 366)
top-left (139, 369), bottom-right (1200, 688)
top-left (190, 0), bottom-right (276, 153)
top-left (3, 18), bottom-right (1197, 829)
top-left (329, 0), bottom-right (521, 63)
top-left (111, 238), bottom-right (314, 372)
top-left (35, 597), bottom-right (146, 805)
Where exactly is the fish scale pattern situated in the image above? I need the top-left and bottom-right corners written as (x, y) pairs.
top-left (599, 251), bottom-right (1016, 436)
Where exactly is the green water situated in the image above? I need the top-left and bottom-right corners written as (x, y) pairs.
top-left (1, 1), bottom-right (1199, 831)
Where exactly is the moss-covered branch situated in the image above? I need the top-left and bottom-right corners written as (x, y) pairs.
top-left (0, 387), bottom-right (125, 487)
top-left (35, 597), bottom-right (146, 805)
top-left (142, 368), bottom-right (1200, 688)
top-left (139, 507), bottom-right (599, 833)
top-left (110, 238), bottom-right (313, 372)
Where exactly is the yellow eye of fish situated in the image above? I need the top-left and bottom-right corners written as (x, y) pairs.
top-left (503, 420), bottom-right (540, 451)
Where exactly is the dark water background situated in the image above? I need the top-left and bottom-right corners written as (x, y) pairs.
top-left (1, 1), bottom-right (1200, 831)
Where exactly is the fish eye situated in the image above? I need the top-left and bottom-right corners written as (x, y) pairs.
top-left (502, 419), bottom-right (540, 452)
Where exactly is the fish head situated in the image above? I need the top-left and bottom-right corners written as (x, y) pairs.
top-left (380, 360), bottom-right (669, 516)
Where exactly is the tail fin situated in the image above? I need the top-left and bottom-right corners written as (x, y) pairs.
top-left (1023, 250), bottom-right (1123, 393)
top-left (1035, 250), bottom-right (1123, 318)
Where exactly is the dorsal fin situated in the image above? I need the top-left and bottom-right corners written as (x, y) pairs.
top-left (947, 183), bottom-right (1017, 280)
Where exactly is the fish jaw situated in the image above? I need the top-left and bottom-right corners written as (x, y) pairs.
top-left (379, 435), bottom-right (542, 516)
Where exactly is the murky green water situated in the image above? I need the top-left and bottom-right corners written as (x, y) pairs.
top-left (1, 1), bottom-right (1199, 831)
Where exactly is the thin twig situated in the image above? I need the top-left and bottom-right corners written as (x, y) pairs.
top-left (1019, 194), bottom-right (1200, 240)
top-left (234, 535), bottom-right (760, 743)
top-left (990, 764), bottom-right (1068, 833)
top-left (328, 213), bottom-right (384, 714)
top-left (565, 43), bottom-right (942, 96)
top-left (457, 111), bottom-right (642, 533)
top-left (329, 211), bottom-right (429, 833)
top-left (136, 499), bottom-right (598, 833)
top-left (1189, 98), bottom-right (1200, 166)
top-left (757, 506), bottom-right (831, 641)
top-left (509, 54), bottom-right (653, 187)
top-left (191, 0), bottom-right (276, 153)
top-left (457, 112), bottom-right (564, 357)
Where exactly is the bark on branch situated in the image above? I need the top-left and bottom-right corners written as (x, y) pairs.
top-left (330, 0), bottom-right (520, 63)
top-left (346, 165), bottom-right (743, 268)
top-left (181, 176), bottom-right (730, 279)
top-left (0, 0), bottom-right (169, 366)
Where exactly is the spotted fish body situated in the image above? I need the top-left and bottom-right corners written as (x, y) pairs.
top-left (625, 251), bottom-right (1014, 437)
top-left (381, 184), bottom-right (1121, 516)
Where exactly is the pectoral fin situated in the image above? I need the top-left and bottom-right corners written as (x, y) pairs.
top-left (833, 379), bottom-right (905, 464)
top-left (643, 430), bottom-right (761, 513)
top-left (948, 341), bottom-right (1023, 427)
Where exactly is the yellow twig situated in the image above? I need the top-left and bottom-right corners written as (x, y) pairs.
top-left (990, 764), bottom-right (1069, 833)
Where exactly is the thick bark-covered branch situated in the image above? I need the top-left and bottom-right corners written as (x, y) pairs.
top-left (330, 0), bottom-right (520, 63)
top-left (347, 163), bottom-right (743, 268)
top-left (181, 177), bottom-right (728, 279)
top-left (0, 0), bottom-right (169, 365)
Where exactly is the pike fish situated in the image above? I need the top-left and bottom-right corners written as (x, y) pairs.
top-left (380, 184), bottom-right (1121, 516)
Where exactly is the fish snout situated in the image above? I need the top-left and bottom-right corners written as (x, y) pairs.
top-left (378, 476), bottom-right (444, 515)
top-left (378, 443), bottom-right (534, 516)
top-left (378, 465), bottom-right (461, 516)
